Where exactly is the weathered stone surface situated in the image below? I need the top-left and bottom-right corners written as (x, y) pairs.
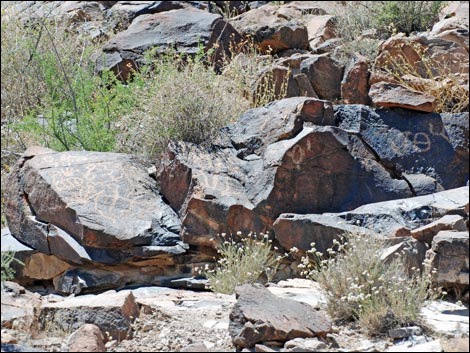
top-left (300, 53), bottom-right (344, 100)
top-left (410, 215), bottom-right (467, 245)
top-left (39, 290), bottom-right (139, 341)
top-left (369, 82), bottom-right (436, 112)
top-left (284, 337), bottom-right (328, 351)
top-left (375, 35), bottom-right (469, 77)
top-left (230, 5), bottom-right (309, 54)
top-left (22, 253), bottom-right (71, 281)
top-left (99, 8), bottom-right (242, 79)
top-left (66, 324), bottom-right (105, 352)
top-left (380, 238), bottom-right (428, 275)
top-left (1, 282), bottom-right (41, 330)
top-left (388, 326), bottom-right (422, 339)
top-left (4, 148), bottom-right (185, 263)
top-left (305, 15), bottom-right (337, 50)
top-left (324, 187), bottom-right (469, 235)
top-left (421, 300), bottom-right (469, 336)
top-left (157, 97), bottom-right (418, 249)
top-left (341, 56), bottom-right (371, 105)
top-left (108, 1), bottom-right (186, 21)
top-left (334, 105), bottom-right (469, 190)
top-left (229, 285), bottom-right (331, 349)
top-left (273, 214), bottom-right (373, 260)
top-left (425, 231), bottom-right (469, 296)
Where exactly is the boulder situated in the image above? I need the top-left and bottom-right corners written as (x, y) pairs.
top-left (425, 231), bottom-right (469, 297)
top-left (380, 238), bottom-right (428, 275)
top-left (300, 53), bottom-right (344, 100)
top-left (334, 105), bottom-right (469, 190)
top-left (229, 285), bottom-right (331, 349)
top-left (157, 97), bottom-right (420, 249)
top-left (4, 148), bottom-right (184, 259)
top-left (230, 5), bottom-right (309, 54)
top-left (410, 214), bottom-right (467, 245)
top-left (369, 82), bottom-right (436, 112)
top-left (273, 214), bottom-right (373, 260)
top-left (3, 147), bottom-right (198, 292)
top-left (305, 15), bottom-right (337, 50)
top-left (99, 8), bottom-right (242, 79)
top-left (39, 290), bottom-right (139, 341)
top-left (341, 56), bottom-right (371, 105)
top-left (66, 324), bottom-right (106, 352)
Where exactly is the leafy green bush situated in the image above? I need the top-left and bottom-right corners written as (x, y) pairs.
top-left (375, 1), bottom-right (444, 36)
top-left (1, 251), bottom-right (22, 283)
top-left (300, 232), bottom-right (442, 335)
top-left (199, 232), bottom-right (284, 295)
top-left (333, 1), bottom-right (445, 64)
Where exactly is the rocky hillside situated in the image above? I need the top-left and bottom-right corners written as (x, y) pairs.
top-left (1, 1), bottom-right (469, 352)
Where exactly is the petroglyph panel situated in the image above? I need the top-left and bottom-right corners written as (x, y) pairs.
top-left (22, 151), bottom-right (181, 248)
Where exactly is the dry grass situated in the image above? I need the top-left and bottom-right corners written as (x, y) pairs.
top-left (375, 44), bottom-right (469, 113)
top-left (300, 232), bottom-right (443, 335)
top-left (198, 232), bottom-right (285, 295)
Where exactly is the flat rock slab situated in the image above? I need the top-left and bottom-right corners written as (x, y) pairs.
top-left (325, 186), bottom-right (470, 234)
top-left (4, 148), bottom-right (185, 265)
top-left (369, 82), bottom-right (436, 112)
top-left (421, 300), bottom-right (469, 336)
top-left (39, 290), bottom-right (139, 341)
top-left (229, 285), bottom-right (331, 349)
top-left (411, 214), bottom-right (467, 244)
top-left (426, 230), bottom-right (469, 293)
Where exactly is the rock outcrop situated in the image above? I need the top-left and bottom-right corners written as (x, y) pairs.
top-left (157, 98), bottom-right (468, 250)
top-left (3, 147), bottom-right (208, 293)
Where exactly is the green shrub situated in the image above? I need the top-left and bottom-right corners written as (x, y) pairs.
top-left (333, 1), bottom-right (445, 64)
top-left (1, 251), bottom-right (22, 283)
top-left (375, 1), bottom-right (444, 36)
top-left (300, 232), bottom-right (442, 335)
top-left (199, 232), bottom-right (284, 295)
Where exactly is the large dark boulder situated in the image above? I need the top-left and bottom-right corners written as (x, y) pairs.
top-left (98, 7), bottom-right (242, 79)
top-left (157, 97), bottom-right (417, 249)
top-left (157, 98), bottom-right (468, 251)
top-left (3, 147), bottom-right (194, 293)
top-left (334, 105), bottom-right (469, 190)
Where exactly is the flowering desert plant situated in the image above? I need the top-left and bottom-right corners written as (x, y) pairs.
top-left (199, 231), bottom-right (285, 295)
top-left (299, 232), bottom-right (443, 335)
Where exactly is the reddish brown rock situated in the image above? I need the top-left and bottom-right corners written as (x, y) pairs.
top-left (411, 215), bottom-right (467, 245)
top-left (4, 148), bottom-right (184, 256)
top-left (229, 285), bottom-right (331, 349)
top-left (305, 15), bottom-right (337, 50)
top-left (375, 35), bottom-right (469, 77)
top-left (66, 324), bottom-right (106, 352)
top-left (230, 5), bottom-right (309, 54)
top-left (369, 82), bottom-right (436, 112)
top-left (341, 56), bottom-right (371, 105)
top-left (300, 53), bottom-right (344, 100)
